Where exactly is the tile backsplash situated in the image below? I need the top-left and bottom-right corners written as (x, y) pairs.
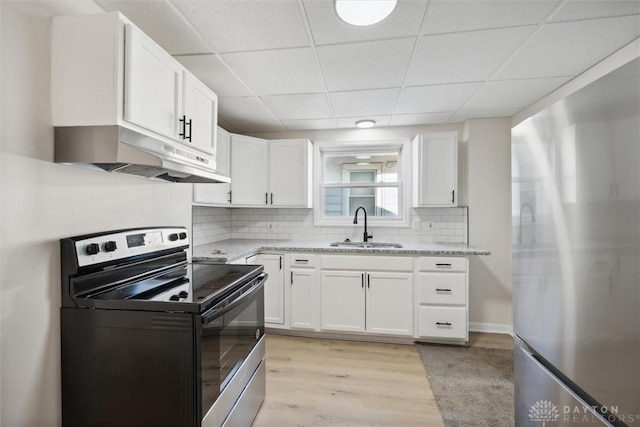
top-left (193, 206), bottom-right (467, 246)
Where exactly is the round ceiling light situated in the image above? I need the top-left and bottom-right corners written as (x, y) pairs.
top-left (355, 120), bottom-right (376, 128)
top-left (335, 0), bottom-right (398, 27)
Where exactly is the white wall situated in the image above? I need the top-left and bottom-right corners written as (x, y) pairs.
top-left (0, 4), bottom-right (193, 426)
top-left (464, 118), bottom-right (514, 334)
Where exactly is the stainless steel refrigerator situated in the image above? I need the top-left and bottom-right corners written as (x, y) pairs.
top-left (512, 57), bottom-right (640, 427)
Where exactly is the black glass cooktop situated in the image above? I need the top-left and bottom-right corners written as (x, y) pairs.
top-left (75, 263), bottom-right (263, 313)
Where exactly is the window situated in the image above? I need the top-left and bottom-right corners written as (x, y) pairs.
top-left (314, 140), bottom-right (410, 226)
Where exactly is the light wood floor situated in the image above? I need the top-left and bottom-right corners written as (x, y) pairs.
top-left (253, 335), bottom-right (444, 427)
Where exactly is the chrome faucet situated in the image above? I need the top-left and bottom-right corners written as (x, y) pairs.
top-left (353, 206), bottom-right (373, 243)
top-left (518, 203), bottom-right (536, 244)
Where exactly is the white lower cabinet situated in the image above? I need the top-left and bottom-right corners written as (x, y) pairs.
top-left (320, 271), bottom-right (366, 333)
top-left (320, 255), bottom-right (413, 337)
top-left (366, 272), bottom-right (414, 336)
top-left (255, 254), bottom-right (284, 325)
top-left (248, 252), bottom-right (469, 343)
top-left (289, 253), bottom-right (318, 331)
top-left (415, 256), bottom-right (468, 341)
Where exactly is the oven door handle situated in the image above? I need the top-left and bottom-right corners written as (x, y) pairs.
top-left (201, 274), bottom-right (267, 324)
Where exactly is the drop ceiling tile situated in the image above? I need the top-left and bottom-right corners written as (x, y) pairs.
top-left (97, 0), bottom-right (212, 55)
top-left (261, 94), bottom-right (332, 121)
top-left (337, 116), bottom-right (392, 129)
top-left (550, 0), bottom-right (640, 22)
top-left (464, 77), bottom-right (571, 110)
top-left (329, 88), bottom-right (400, 118)
top-left (421, 0), bottom-right (559, 34)
top-left (222, 48), bottom-right (325, 96)
top-left (405, 26), bottom-right (536, 86)
top-left (317, 38), bottom-right (416, 91)
top-left (390, 112), bottom-right (454, 126)
top-left (449, 108), bottom-right (521, 123)
top-left (396, 83), bottom-right (483, 114)
top-left (303, 0), bottom-right (427, 45)
top-left (495, 15), bottom-right (640, 80)
top-left (172, 0), bottom-right (309, 52)
top-left (282, 119), bottom-right (339, 131)
top-left (218, 97), bottom-right (285, 132)
top-left (175, 54), bottom-right (252, 98)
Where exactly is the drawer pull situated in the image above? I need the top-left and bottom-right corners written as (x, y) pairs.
top-left (436, 263), bottom-right (452, 268)
top-left (295, 259), bottom-right (309, 263)
top-left (435, 288), bottom-right (452, 292)
top-left (436, 322), bottom-right (452, 326)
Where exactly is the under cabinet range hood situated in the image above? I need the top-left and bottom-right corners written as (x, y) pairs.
top-left (54, 126), bottom-right (230, 184)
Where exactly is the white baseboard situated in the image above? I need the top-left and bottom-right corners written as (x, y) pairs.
top-left (469, 322), bottom-right (514, 336)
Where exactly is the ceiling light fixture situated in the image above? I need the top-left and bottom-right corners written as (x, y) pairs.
top-left (335, 0), bottom-right (398, 27)
top-left (355, 120), bottom-right (376, 128)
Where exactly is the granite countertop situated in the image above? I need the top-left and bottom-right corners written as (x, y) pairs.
top-left (192, 239), bottom-right (491, 263)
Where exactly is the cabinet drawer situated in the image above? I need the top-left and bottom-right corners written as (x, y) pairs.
top-left (417, 257), bottom-right (466, 272)
top-left (321, 255), bottom-right (413, 272)
top-left (417, 273), bottom-right (466, 305)
top-left (289, 253), bottom-right (316, 268)
top-left (418, 306), bottom-right (467, 340)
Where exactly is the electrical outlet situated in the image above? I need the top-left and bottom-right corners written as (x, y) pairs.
top-left (268, 223), bottom-right (274, 232)
top-left (425, 221), bottom-right (435, 230)
top-left (412, 218), bottom-right (420, 231)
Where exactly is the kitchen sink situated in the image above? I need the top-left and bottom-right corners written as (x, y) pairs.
top-left (329, 241), bottom-right (403, 249)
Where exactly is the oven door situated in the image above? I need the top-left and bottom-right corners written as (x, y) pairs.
top-left (198, 273), bottom-right (266, 424)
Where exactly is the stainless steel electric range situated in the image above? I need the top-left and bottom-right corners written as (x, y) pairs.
top-left (60, 226), bottom-right (266, 427)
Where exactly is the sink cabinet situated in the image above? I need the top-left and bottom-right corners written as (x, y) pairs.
top-left (320, 255), bottom-right (414, 337)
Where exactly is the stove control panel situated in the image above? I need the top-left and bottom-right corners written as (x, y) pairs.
top-left (74, 227), bottom-right (188, 267)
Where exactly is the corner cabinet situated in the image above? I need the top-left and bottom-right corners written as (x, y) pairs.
top-left (230, 135), bottom-right (312, 208)
top-left (193, 127), bottom-right (231, 206)
top-left (52, 12), bottom-right (218, 158)
top-left (412, 132), bottom-right (458, 207)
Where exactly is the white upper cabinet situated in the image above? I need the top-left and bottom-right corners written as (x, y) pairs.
top-left (193, 127), bottom-right (231, 206)
top-left (268, 139), bottom-right (313, 207)
top-left (230, 135), bottom-right (312, 208)
top-left (124, 24), bottom-right (183, 141)
top-left (230, 134), bottom-right (270, 206)
top-left (183, 72), bottom-right (218, 151)
top-left (51, 12), bottom-right (218, 156)
top-left (412, 132), bottom-right (458, 207)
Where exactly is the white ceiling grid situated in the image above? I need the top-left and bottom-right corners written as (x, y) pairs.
top-left (96, 0), bottom-right (640, 133)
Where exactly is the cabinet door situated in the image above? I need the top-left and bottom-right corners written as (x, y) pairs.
top-left (193, 127), bottom-right (230, 206)
top-left (320, 271), bottom-right (365, 333)
top-left (230, 135), bottom-right (269, 206)
top-left (290, 268), bottom-right (317, 330)
top-left (183, 71), bottom-right (217, 151)
top-left (125, 24), bottom-right (182, 140)
top-left (366, 272), bottom-right (413, 336)
top-left (256, 254), bottom-right (284, 325)
top-left (268, 139), bottom-right (312, 207)
top-left (412, 133), bottom-right (458, 206)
